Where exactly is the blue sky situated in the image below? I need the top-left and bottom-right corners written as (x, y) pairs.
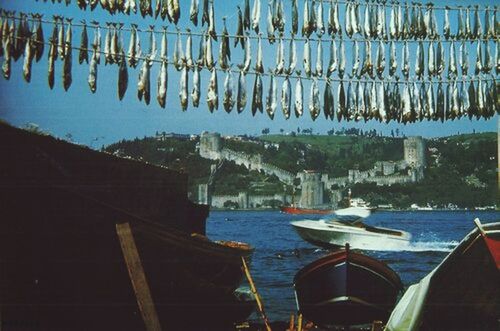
top-left (0, 0), bottom-right (497, 146)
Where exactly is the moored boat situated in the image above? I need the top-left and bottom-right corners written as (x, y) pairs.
top-left (291, 207), bottom-right (411, 250)
top-left (294, 245), bottom-right (403, 327)
top-left (280, 205), bottom-right (334, 215)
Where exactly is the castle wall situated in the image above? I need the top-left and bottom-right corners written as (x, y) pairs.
top-left (209, 193), bottom-right (292, 209)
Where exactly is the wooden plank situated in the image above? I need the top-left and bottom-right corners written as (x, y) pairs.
top-left (116, 222), bottom-right (162, 331)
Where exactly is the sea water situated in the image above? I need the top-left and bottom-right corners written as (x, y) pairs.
top-left (206, 210), bottom-right (500, 321)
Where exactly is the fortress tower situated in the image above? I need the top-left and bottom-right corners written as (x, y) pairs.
top-left (404, 136), bottom-right (425, 168)
top-left (300, 171), bottom-right (324, 208)
top-left (199, 131), bottom-right (222, 160)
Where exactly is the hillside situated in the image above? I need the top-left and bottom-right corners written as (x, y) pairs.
top-left (104, 132), bottom-right (498, 209)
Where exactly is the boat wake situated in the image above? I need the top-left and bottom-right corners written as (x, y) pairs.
top-left (369, 240), bottom-right (460, 252)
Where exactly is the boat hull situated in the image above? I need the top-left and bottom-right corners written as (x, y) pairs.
top-left (281, 206), bottom-right (334, 215)
top-left (291, 220), bottom-right (411, 251)
top-left (294, 250), bottom-right (402, 327)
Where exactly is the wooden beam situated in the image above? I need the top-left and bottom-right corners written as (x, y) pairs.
top-left (116, 222), bottom-right (162, 331)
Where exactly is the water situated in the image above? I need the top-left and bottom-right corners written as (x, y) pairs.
top-left (206, 210), bottom-right (500, 322)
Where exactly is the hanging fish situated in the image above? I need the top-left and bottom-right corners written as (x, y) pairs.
top-left (376, 40), bottom-right (385, 79)
top-left (417, 4), bottom-right (425, 39)
top-left (104, 22), bottom-right (112, 65)
top-left (79, 20), bottom-right (89, 64)
top-left (243, 0), bottom-right (251, 31)
top-left (267, 2), bottom-right (275, 43)
top-left (255, 34), bottom-right (264, 73)
top-left (309, 78), bottom-right (320, 121)
top-left (22, 35), bottom-right (33, 83)
top-left (237, 70), bottom-right (247, 113)
top-left (140, 0), bottom-right (153, 17)
top-left (476, 79), bottom-right (485, 116)
top-left (238, 35), bottom-right (251, 72)
top-left (424, 83), bottom-right (435, 120)
top-left (265, 74), bottom-right (277, 119)
top-left (252, 73), bottom-right (263, 115)
top-left (363, 1), bottom-right (371, 39)
top-left (434, 82), bottom-right (444, 121)
top-left (459, 41), bottom-right (468, 76)
top-left (309, 0), bottom-right (318, 35)
top-left (223, 69), bottom-right (235, 113)
top-left (294, 73), bottom-right (303, 117)
top-left (460, 81), bottom-right (470, 116)
top-left (473, 5), bottom-right (482, 39)
top-left (111, 23), bottom-right (121, 64)
top-left (157, 41), bottom-right (168, 107)
top-left (389, 3), bottom-right (398, 39)
top-left (87, 45), bottom-right (98, 93)
top-left (174, 28), bottom-right (184, 71)
top-left (286, 37), bottom-right (297, 75)
top-left (376, 3), bottom-right (385, 39)
top-left (484, 6), bottom-right (493, 39)
top-left (377, 82), bottom-right (386, 122)
top-left (302, 0), bottom-right (310, 37)
top-left (179, 65), bottom-right (189, 110)
top-left (315, 40), bottom-right (323, 77)
top-left (235, 6), bottom-right (245, 48)
top-left (167, 0), bottom-right (180, 25)
top-left (62, 19), bottom-right (72, 91)
top-left (400, 83), bottom-right (412, 123)
top-left (323, 80), bottom-right (334, 120)
top-left (389, 41), bottom-right (397, 77)
top-left (413, 41), bottom-right (423, 79)
top-left (483, 41), bottom-right (493, 74)
top-left (275, 0), bottom-right (285, 34)
top-left (401, 4), bottom-right (410, 39)
top-left (465, 6), bottom-right (472, 40)
top-left (57, 17), bottom-right (65, 60)
top-left (124, 0), bottom-right (136, 14)
top-left (360, 40), bottom-right (373, 78)
top-left (154, 0), bottom-right (162, 19)
top-left (496, 40), bottom-right (499, 75)
top-left (127, 24), bottom-right (140, 68)
top-left (474, 42), bottom-right (483, 75)
top-left (252, 0), bottom-right (261, 34)
top-left (345, 1), bottom-right (352, 38)
top-left (202, 0), bottom-right (209, 27)
top-left (186, 29), bottom-right (194, 69)
top-left (147, 25), bottom-right (157, 62)
top-left (292, 0), bottom-right (298, 35)
top-left (327, 40), bottom-right (337, 77)
top-left (457, 7), bottom-right (465, 39)
top-left (118, 49), bottom-right (128, 101)
top-left (351, 41), bottom-right (360, 77)
top-left (34, 15), bottom-right (44, 63)
top-left (338, 40), bottom-right (345, 79)
top-left (317, 0), bottom-right (325, 37)
top-left (355, 82), bottom-right (364, 121)
top-left (352, 2), bottom-right (360, 36)
top-left (117, 0), bottom-right (126, 13)
top-left (207, 68), bottom-right (219, 112)
top-left (221, 17), bottom-right (231, 60)
top-left (275, 38), bottom-right (285, 74)
top-left (428, 41), bottom-right (435, 77)
top-left (137, 59), bottom-right (152, 104)
top-left (443, 6), bottom-right (451, 39)
top-left (208, 0), bottom-right (217, 40)
top-left (281, 76), bottom-right (291, 119)
top-left (160, 0), bottom-right (168, 20)
top-left (337, 80), bottom-right (346, 122)
top-left (327, 0), bottom-right (335, 35)
top-left (189, 0), bottom-right (199, 26)
top-left (191, 66), bottom-right (201, 107)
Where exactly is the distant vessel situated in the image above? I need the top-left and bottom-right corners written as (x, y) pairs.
top-left (291, 207), bottom-right (411, 250)
top-left (280, 205), bottom-right (334, 215)
top-left (294, 245), bottom-right (403, 327)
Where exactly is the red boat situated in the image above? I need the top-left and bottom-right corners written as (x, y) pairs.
top-left (280, 206), bottom-right (334, 215)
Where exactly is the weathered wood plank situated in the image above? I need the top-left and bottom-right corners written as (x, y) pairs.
top-left (116, 222), bottom-right (162, 331)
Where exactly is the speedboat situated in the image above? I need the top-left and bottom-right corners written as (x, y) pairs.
top-left (291, 207), bottom-right (411, 251)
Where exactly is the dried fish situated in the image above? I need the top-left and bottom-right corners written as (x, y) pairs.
top-left (360, 40), bottom-right (373, 78)
top-left (237, 71), bottom-right (247, 113)
top-left (376, 40), bottom-right (385, 79)
top-left (252, 0), bottom-right (261, 34)
top-left (328, 0), bottom-right (339, 36)
top-left (465, 6), bottom-right (471, 39)
top-left (111, 24), bottom-right (119, 63)
top-left (34, 15), bottom-right (44, 62)
top-left (208, 0), bottom-right (216, 41)
top-left (428, 41), bottom-right (435, 77)
top-left (219, 21), bottom-right (230, 70)
top-left (496, 41), bottom-right (499, 75)
top-left (443, 6), bottom-right (451, 39)
top-left (223, 70), bottom-right (235, 113)
top-left (140, 0), bottom-right (153, 17)
top-left (252, 73), bottom-right (263, 115)
top-left (323, 80), bottom-right (334, 120)
top-left (460, 81), bottom-right (470, 117)
top-left (191, 66), bottom-right (200, 107)
top-left (185, 29), bottom-right (194, 69)
top-left (377, 82), bottom-right (386, 122)
top-left (202, 0), bottom-right (209, 27)
top-left (338, 40), bottom-right (345, 79)
top-left (205, 33), bottom-right (214, 70)
top-left (351, 41), bottom-right (359, 77)
top-left (363, 2), bottom-right (371, 39)
top-left (303, 38), bottom-right (311, 77)
top-left (389, 3), bottom-right (398, 40)
top-left (315, 40), bottom-right (323, 77)
top-left (118, 49), bottom-right (128, 101)
top-left (174, 28), bottom-right (184, 71)
top-left (206, 68), bottom-right (219, 112)
top-left (309, 78), bottom-right (320, 121)
top-left (316, 0), bottom-right (325, 37)
top-left (484, 6), bottom-right (493, 39)
top-left (87, 44), bottom-right (97, 93)
top-left (286, 37), bottom-right (297, 75)
top-left (243, 0), bottom-right (251, 31)
top-left (127, 24), bottom-right (140, 68)
top-left (180, 65), bottom-right (189, 110)
top-left (62, 19), bottom-right (72, 91)
top-left (337, 80), bottom-right (346, 122)
top-left (292, 0), bottom-right (298, 35)
top-left (457, 7), bottom-right (465, 39)
top-left (294, 73), bottom-right (303, 117)
top-left (281, 76), bottom-right (291, 119)
top-left (389, 41), bottom-right (397, 77)
top-left (146, 25), bottom-right (157, 62)
top-left (275, 0), bottom-right (285, 34)
top-left (235, 6), bottom-right (244, 48)
top-left (345, 1), bottom-right (352, 38)
top-left (124, 0), bottom-right (137, 14)
top-left (137, 59), bottom-right (152, 104)
top-left (401, 4), bottom-right (410, 39)
top-left (401, 83), bottom-right (412, 123)
top-left (346, 81), bottom-right (355, 121)
top-left (167, 0), bottom-right (180, 25)
top-left (154, 0), bottom-right (162, 19)
top-left (355, 82), bottom-right (364, 121)
top-left (327, 40), bottom-right (337, 77)
top-left (377, 3), bottom-right (386, 39)
top-left (265, 74), bottom-right (277, 119)
top-left (22, 35), bottom-right (33, 82)
top-left (58, 17), bottom-right (65, 60)
top-left (255, 34), bottom-right (264, 73)
top-left (303, 0), bottom-right (310, 37)
top-left (79, 20), bottom-right (89, 64)
top-left (352, 2), bottom-right (360, 36)
top-left (309, 0), bottom-right (317, 35)
top-left (483, 41), bottom-right (492, 74)
top-left (238, 35), bottom-right (251, 73)
top-left (190, 0), bottom-right (199, 26)
top-left (474, 41), bottom-right (482, 75)
top-left (275, 37), bottom-right (284, 74)
top-left (473, 5), bottom-right (482, 39)
top-left (104, 22), bottom-right (112, 65)
top-left (267, 2), bottom-right (275, 44)
top-left (424, 82), bottom-right (434, 120)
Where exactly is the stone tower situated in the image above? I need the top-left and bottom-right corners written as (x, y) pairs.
top-left (199, 131), bottom-right (222, 160)
top-left (404, 136), bottom-right (425, 168)
top-left (300, 171), bottom-right (324, 208)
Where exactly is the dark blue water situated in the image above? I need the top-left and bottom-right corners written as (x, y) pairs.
top-left (206, 210), bottom-right (500, 321)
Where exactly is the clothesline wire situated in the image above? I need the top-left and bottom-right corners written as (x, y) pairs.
top-left (2, 12), bottom-right (498, 45)
top-left (12, 35), bottom-right (498, 85)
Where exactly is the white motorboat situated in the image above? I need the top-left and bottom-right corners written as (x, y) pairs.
top-left (291, 207), bottom-right (411, 251)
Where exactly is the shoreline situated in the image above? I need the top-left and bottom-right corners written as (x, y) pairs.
top-left (209, 208), bottom-right (499, 213)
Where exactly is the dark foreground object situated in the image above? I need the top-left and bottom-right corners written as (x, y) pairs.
top-left (294, 247), bottom-right (403, 327)
top-left (0, 123), bottom-right (253, 330)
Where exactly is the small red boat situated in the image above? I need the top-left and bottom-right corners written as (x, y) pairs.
top-left (280, 206), bottom-right (334, 215)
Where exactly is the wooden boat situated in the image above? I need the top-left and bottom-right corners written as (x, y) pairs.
top-left (280, 205), bottom-right (334, 215)
top-left (294, 245), bottom-right (403, 327)
top-left (0, 123), bottom-right (254, 330)
top-left (386, 220), bottom-right (500, 331)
